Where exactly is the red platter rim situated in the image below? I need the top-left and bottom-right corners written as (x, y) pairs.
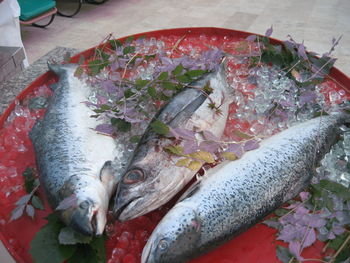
top-left (1, 27), bottom-right (349, 263)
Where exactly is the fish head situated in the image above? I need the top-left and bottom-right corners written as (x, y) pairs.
top-left (141, 204), bottom-right (201, 263)
top-left (59, 177), bottom-right (109, 236)
top-left (114, 155), bottom-right (189, 221)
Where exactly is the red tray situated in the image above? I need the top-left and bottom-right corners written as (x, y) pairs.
top-left (1, 27), bottom-right (349, 263)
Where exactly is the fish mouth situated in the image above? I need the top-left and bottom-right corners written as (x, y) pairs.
top-left (114, 196), bottom-right (142, 221)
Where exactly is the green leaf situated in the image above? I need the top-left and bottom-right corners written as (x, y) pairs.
top-left (130, 135), bottom-right (141, 144)
top-left (58, 227), bottom-right (92, 245)
top-left (186, 69), bottom-right (206, 78)
top-left (319, 180), bottom-right (350, 200)
top-left (31, 195), bottom-right (45, 210)
top-left (176, 74), bottom-right (192, 83)
top-left (274, 208), bottom-right (289, 216)
top-left (145, 54), bottom-right (156, 60)
top-left (147, 86), bottom-right (158, 98)
top-left (158, 72), bottom-right (168, 81)
top-left (329, 233), bottom-right (347, 250)
top-left (111, 118), bottom-right (131, 132)
top-left (109, 39), bottom-right (122, 50)
top-left (162, 81), bottom-right (177, 90)
top-left (99, 104), bottom-right (111, 111)
top-left (165, 145), bottom-right (183, 156)
top-left (172, 64), bottom-right (184, 75)
top-left (67, 245), bottom-right (99, 263)
top-left (150, 120), bottom-right (170, 135)
top-left (22, 167), bottom-right (36, 193)
top-left (90, 235), bottom-right (106, 263)
top-left (276, 245), bottom-right (293, 263)
top-left (125, 36), bottom-right (134, 44)
top-left (123, 46), bottom-right (136, 55)
top-left (124, 88), bottom-right (135, 98)
top-left (88, 60), bottom-right (107, 76)
top-left (334, 247), bottom-right (350, 263)
top-left (30, 215), bottom-right (76, 263)
top-left (135, 79), bottom-right (149, 89)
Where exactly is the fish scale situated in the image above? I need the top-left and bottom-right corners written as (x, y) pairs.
top-left (142, 114), bottom-right (348, 263)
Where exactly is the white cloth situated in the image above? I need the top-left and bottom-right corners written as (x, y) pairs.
top-left (0, 0), bottom-right (29, 67)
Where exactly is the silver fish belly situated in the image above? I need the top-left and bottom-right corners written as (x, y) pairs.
top-left (30, 63), bottom-right (118, 236)
top-left (142, 114), bottom-right (347, 263)
top-left (114, 62), bottom-right (233, 221)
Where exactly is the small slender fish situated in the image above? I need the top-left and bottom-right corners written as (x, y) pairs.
top-left (142, 114), bottom-right (348, 263)
top-left (113, 61), bottom-right (233, 221)
top-left (30, 63), bottom-right (119, 236)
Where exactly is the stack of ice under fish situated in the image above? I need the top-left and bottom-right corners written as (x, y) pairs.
top-left (29, 59), bottom-right (349, 263)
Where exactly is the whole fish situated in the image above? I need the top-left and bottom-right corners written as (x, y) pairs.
top-left (30, 63), bottom-right (119, 236)
top-left (142, 114), bottom-right (348, 263)
top-left (113, 61), bottom-right (233, 221)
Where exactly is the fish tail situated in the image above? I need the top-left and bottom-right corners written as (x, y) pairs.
top-left (48, 62), bottom-right (77, 76)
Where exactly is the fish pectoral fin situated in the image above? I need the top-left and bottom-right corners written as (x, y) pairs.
top-left (29, 120), bottom-right (43, 142)
top-left (99, 161), bottom-right (119, 194)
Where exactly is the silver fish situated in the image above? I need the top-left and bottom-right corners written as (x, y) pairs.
top-left (113, 62), bottom-right (233, 221)
top-left (142, 114), bottom-right (348, 263)
top-left (30, 63), bottom-right (119, 236)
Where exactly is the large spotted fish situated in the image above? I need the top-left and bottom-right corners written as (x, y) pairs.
top-left (30, 63), bottom-right (119, 236)
top-left (142, 114), bottom-right (348, 263)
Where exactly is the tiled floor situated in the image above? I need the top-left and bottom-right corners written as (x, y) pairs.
top-left (21, 0), bottom-right (350, 75)
top-left (1, 0), bottom-right (350, 262)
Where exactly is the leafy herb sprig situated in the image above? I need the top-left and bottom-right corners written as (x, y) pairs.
top-left (10, 167), bottom-right (45, 221)
top-left (247, 26), bottom-right (341, 89)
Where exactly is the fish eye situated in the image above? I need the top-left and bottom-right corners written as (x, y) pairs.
top-left (158, 239), bottom-right (168, 250)
top-left (79, 201), bottom-right (89, 209)
top-left (124, 169), bottom-right (144, 184)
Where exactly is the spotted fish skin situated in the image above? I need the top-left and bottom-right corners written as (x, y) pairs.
top-left (142, 114), bottom-right (347, 263)
top-left (30, 63), bottom-right (118, 236)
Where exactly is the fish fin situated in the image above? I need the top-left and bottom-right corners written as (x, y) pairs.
top-left (177, 179), bottom-right (201, 203)
top-left (100, 161), bottom-right (120, 195)
top-left (48, 62), bottom-right (77, 77)
top-left (29, 120), bottom-right (42, 142)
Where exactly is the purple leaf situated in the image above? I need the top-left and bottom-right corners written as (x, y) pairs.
top-left (26, 204), bottom-right (35, 219)
top-left (288, 241), bottom-right (303, 261)
top-left (10, 205), bottom-right (25, 221)
top-left (182, 140), bottom-right (199, 154)
top-left (96, 94), bottom-right (108, 105)
top-left (243, 140), bottom-right (259, 151)
top-left (331, 222), bottom-right (345, 235)
top-left (169, 127), bottom-right (196, 140)
top-left (94, 123), bottom-right (115, 135)
top-left (299, 91), bottom-right (317, 106)
top-left (202, 130), bottom-right (219, 141)
top-left (226, 143), bottom-right (244, 158)
top-left (299, 191), bottom-right (310, 201)
top-left (199, 141), bottom-right (220, 153)
top-left (246, 35), bottom-right (257, 42)
top-left (297, 42), bottom-right (308, 60)
top-left (56, 194), bottom-right (78, 211)
top-left (303, 228), bottom-right (316, 248)
top-left (265, 26), bottom-right (273, 37)
top-left (101, 80), bottom-right (118, 93)
top-left (15, 194), bottom-right (31, 206)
